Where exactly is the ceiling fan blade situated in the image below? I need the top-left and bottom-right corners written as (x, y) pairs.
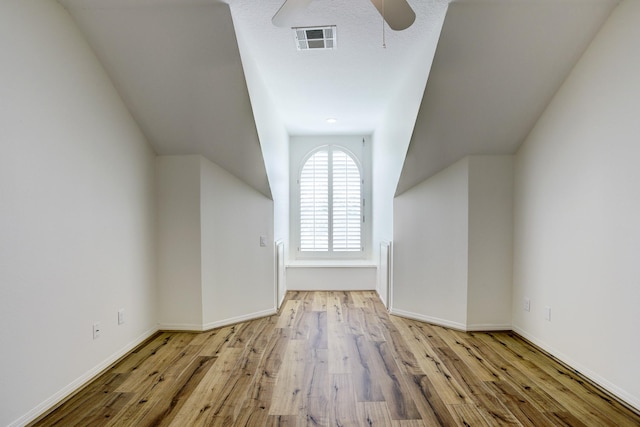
top-left (272, 0), bottom-right (314, 27)
top-left (369, 0), bottom-right (416, 31)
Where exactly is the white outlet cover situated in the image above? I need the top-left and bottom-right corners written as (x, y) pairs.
top-left (118, 309), bottom-right (125, 325)
top-left (524, 298), bottom-right (530, 312)
top-left (545, 306), bottom-right (551, 321)
top-left (93, 322), bottom-right (101, 339)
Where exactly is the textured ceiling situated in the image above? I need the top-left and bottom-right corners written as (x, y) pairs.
top-left (227, 0), bottom-right (449, 136)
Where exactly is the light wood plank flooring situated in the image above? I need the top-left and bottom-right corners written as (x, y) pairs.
top-left (33, 291), bottom-right (640, 426)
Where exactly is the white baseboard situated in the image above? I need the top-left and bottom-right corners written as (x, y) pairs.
top-left (466, 323), bottom-right (512, 332)
top-left (156, 322), bottom-right (207, 332)
top-left (513, 326), bottom-right (640, 412)
top-left (389, 309), bottom-right (511, 333)
top-left (159, 308), bottom-right (278, 332)
top-left (10, 326), bottom-right (159, 427)
top-left (390, 308), bottom-right (467, 331)
top-left (375, 288), bottom-right (387, 309)
top-left (201, 308), bottom-right (277, 331)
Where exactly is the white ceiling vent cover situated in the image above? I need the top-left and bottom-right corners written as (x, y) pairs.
top-left (294, 26), bottom-right (337, 50)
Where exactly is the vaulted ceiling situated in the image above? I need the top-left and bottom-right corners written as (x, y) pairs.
top-left (58, 0), bottom-right (618, 199)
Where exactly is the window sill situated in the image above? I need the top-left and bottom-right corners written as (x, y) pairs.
top-left (287, 259), bottom-right (377, 268)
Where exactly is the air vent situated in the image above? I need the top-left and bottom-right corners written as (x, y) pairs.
top-left (293, 26), bottom-right (337, 51)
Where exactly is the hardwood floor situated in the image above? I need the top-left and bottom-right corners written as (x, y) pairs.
top-left (33, 291), bottom-right (639, 426)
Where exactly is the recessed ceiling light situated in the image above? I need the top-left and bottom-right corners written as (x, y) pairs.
top-left (326, 118), bottom-right (337, 124)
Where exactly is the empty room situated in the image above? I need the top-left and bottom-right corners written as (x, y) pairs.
top-left (1, 0), bottom-right (639, 425)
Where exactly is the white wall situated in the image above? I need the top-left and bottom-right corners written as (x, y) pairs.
top-left (513, 0), bottom-right (640, 409)
top-left (393, 156), bottom-right (514, 331)
top-left (156, 155), bottom-right (277, 331)
top-left (156, 156), bottom-right (203, 329)
top-left (286, 267), bottom-right (376, 291)
top-left (467, 156), bottom-right (513, 330)
top-left (393, 158), bottom-right (470, 329)
top-left (0, 1), bottom-right (157, 426)
top-left (200, 156), bottom-right (275, 328)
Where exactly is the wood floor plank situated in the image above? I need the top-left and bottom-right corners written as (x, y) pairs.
top-left (405, 375), bottom-right (459, 427)
top-left (305, 310), bottom-right (328, 349)
top-left (76, 391), bottom-right (134, 427)
top-left (34, 291), bottom-right (640, 427)
top-left (478, 332), bottom-right (634, 426)
top-left (437, 328), bottom-right (502, 382)
top-left (465, 332), bottom-right (569, 414)
top-left (103, 343), bottom-right (205, 426)
top-left (349, 334), bottom-right (385, 402)
top-left (497, 333), bottom-right (639, 427)
top-left (311, 291), bottom-right (328, 312)
top-left (151, 355), bottom-right (219, 427)
top-left (449, 404), bottom-right (495, 427)
top-left (191, 325), bottom-right (236, 355)
top-left (364, 340), bottom-right (421, 420)
top-left (483, 380), bottom-right (559, 427)
top-left (357, 401), bottom-right (394, 426)
top-left (164, 348), bottom-right (243, 427)
top-left (436, 346), bottom-right (521, 425)
top-left (265, 414), bottom-right (297, 426)
top-left (329, 373), bottom-right (360, 426)
top-left (110, 333), bottom-right (176, 375)
top-left (38, 372), bottom-right (130, 426)
top-left (391, 317), bottom-right (469, 405)
top-left (275, 299), bottom-right (302, 329)
top-left (268, 339), bottom-right (308, 416)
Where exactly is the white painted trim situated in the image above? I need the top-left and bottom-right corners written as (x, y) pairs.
top-left (10, 326), bottom-right (159, 427)
top-left (202, 309), bottom-right (277, 331)
top-left (288, 285), bottom-right (376, 291)
top-left (390, 308), bottom-right (467, 332)
top-left (513, 326), bottom-right (640, 412)
top-left (286, 262), bottom-right (377, 268)
top-left (159, 309), bottom-right (278, 332)
top-left (275, 240), bottom-right (285, 310)
top-left (157, 323), bottom-right (207, 332)
top-left (466, 323), bottom-right (512, 332)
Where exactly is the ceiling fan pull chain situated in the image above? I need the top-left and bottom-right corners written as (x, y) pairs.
top-left (382, 0), bottom-right (387, 48)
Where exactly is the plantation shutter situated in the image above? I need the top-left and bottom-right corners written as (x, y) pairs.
top-left (300, 150), bottom-right (329, 251)
top-left (332, 150), bottom-right (361, 251)
top-left (299, 147), bottom-right (362, 253)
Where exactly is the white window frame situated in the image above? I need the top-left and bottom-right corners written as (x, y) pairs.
top-left (290, 136), bottom-right (371, 261)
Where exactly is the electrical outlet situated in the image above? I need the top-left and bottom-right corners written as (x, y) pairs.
top-left (118, 309), bottom-right (125, 325)
top-left (93, 322), bottom-right (101, 339)
top-left (545, 306), bottom-right (551, 321)
top-left (260, 235), bottom-right (267, 247)
top-left (524, 298), bottom-right (530, 312)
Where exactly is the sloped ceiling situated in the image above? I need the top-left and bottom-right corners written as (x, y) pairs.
top-left (59, 0), bottom-right (271, 198)
top-left (58, 0), bottom-right (619, 200)
top-left (396, 0), bottom-right (618, 195)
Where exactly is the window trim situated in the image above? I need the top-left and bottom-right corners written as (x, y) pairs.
top-left (297, 145), bottom-right (363, 258)
top-left (291, 139), bottom-right (370, 261)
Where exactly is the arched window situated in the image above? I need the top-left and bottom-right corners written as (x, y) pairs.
top-left (299, 146), bottom-right (362, 254)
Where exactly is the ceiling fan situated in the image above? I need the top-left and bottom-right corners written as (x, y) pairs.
top-left (272, 0), bottom-right (416, 31)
